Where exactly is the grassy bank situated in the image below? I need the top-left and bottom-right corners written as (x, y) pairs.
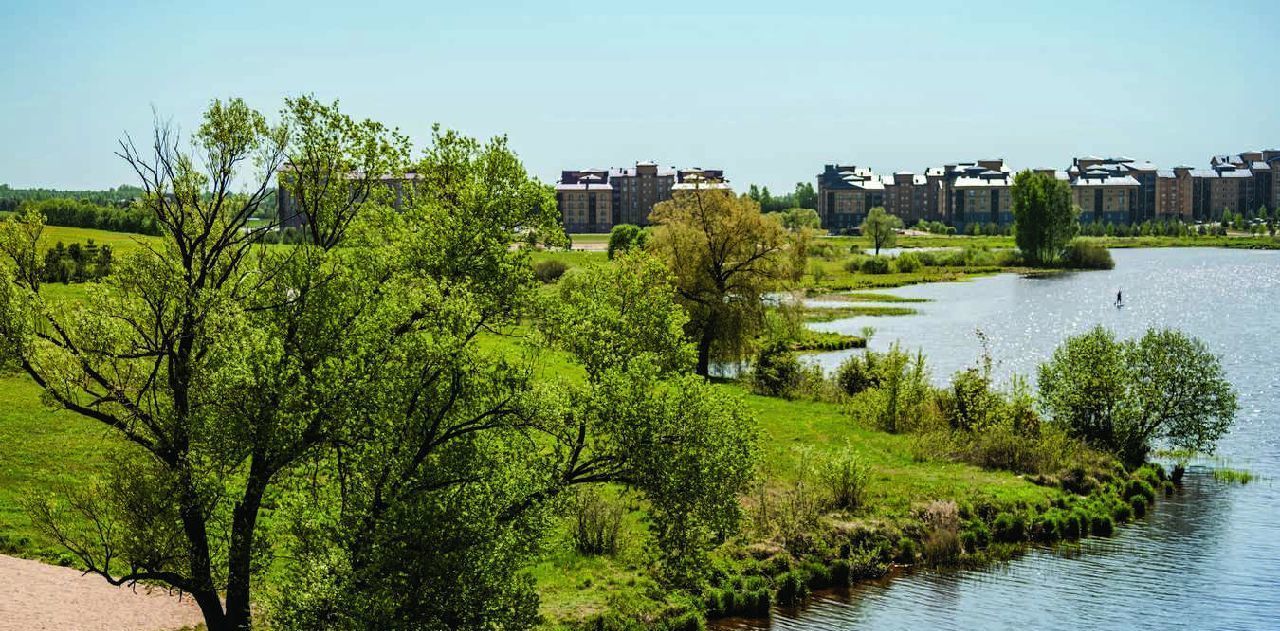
top-left (0, 225), bottom-right (1175, 630)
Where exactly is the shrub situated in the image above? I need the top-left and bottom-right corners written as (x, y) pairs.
top-left (1089, 513), bottom-right (1115, 537)
top-left (962, 519), bottom-right (990, 551)
top-left (533, 259), bottom-right (569, 283)
top-left (752, 345), bottom-right (805, 398)
top-left (571, 487), bottom-right (626, 556)
top-left (836, 351), bottom-right (880, 396)
top-left (894, 252), bottom-right (922, 273)
top-left (1060, 240), bottom-right (1114, 269)
top-left (1128, 495), bottom-right (1146, 518)
top-left (607, 224), bottom-right (648, 259)
top-left (921, 500), bottom-right (961, 564)
top-left (820, 447), bottom-right (870, 511)
top-left (895, 537), bottom-right (918, 564)
top-left (992, 512), bottom-right (1026, 543)
top-left (867, 344), bottom-right (931, 433)
top-left (774, 571), bottom-right (809, 606)
top-left (859, 256), bottom-right (892, 274)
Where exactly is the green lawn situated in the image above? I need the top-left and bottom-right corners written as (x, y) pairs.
top-left (0, 225), bottom-right (1117, 628)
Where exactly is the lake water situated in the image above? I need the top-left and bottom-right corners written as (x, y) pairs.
top-left (723, 248), bottom-right (1280, 631)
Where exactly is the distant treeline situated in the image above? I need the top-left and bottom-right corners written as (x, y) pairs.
top-left (746, 182), bottom-right (819, 213)
top-left (0, 183), bottom-right (144, 209)
top-left (14, 198), bottom-right (163, 236)
top-left (42, 240), bottom-right (113, 284)
top-left (1, 186), bottom-right (281, 236)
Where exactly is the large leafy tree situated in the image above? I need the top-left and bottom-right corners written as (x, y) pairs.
top-left (1038, 326), bottom-right (1237, 465)
top-left (1011, 170), bottom-right (1078, 264)
top-left (538, 253), bottom-right (759, 586)
top-left (1, 97), bottom-right (758, 630)
top-left (648, 188), bottom-right (790, 376)
top-left (861, 206), bottom-right (901, 256)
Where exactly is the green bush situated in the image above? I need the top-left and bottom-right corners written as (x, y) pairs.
top-left (533, 259), bottom-right (569, 283)
top-left (1060, 240), bottom-right (1114, 269)
top-left (752, 345), bottom-right (805, 398)
top-left (1090, 513), bottom-right (1115, 537)
top-left (775, 571), bottom-right (809, 606)
top-left (836, 351), bottom-right (880, 396)
top-left (895, 537), bottom-right (918, 564)
top-left (859, 256), bottom-right (892, 274)
top-left (571, 487), bottom-right (626, 556)
top-left (992, 512), bottom-right (1026, 543)
top-left (820, 447), bottom-right (870, 511)
top-left (1128, 495), bottom-right (1146, 518)
top-left (607, 224), bottom-right (648, 259)
top-left (893, 252), bottom-right (922, 273)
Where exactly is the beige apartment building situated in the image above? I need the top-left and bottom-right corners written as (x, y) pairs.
top-left (556, 162), bottom-right (726, 232)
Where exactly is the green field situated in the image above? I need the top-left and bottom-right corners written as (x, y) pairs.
top-left (0, 223), bottom-right (1151, 628)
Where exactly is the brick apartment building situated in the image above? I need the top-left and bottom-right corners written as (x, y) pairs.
top-left (556, 161), bottom-right (727, 233)
top-left (814, 149), bottom-right (1280, 231)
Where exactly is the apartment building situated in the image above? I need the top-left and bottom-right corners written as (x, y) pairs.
top-left (1070, 169), bottom-right (1139, 224)
top-left (277, 170), bottom-right (418, 229)
top-left (941, 160), bottom-right (1012, 226)
top-left (556, 162), bottom-right (727, 233)
top-left (884, 172), bottom-right (931, 223)
top-left (816, 165), bottom-right (887, 230)
top-left (1156, 168), bottom-right (1194, 220)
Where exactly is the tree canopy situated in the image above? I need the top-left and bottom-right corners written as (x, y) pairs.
top-left (648, 188), bottom-right (791, 376)
top-left (0, 97), bottom-right (760, 631)
top-left (1038, 326), bottom-right (1237, 465)
top-left (861, 206), bottom-right (901, 256)
top-left (1011, 170), bottom-right (1078, 264)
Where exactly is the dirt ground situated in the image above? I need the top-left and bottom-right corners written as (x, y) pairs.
top-left (0, 554), bottom-right (203, 631)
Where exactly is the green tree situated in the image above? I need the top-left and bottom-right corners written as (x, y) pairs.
top-left (1011, 170), bottom-right (1078, 264)
top-left (606, 223), bottom-right (647, 260)
top-left (535, 252), bottom-right (760, 587)
top-left (793, 181), bottom-right (818, 210)
top-left (649, 188), bottom-right (790, 376)
top-left (861, 206), bottom-right (901, 256)
top-left (1038, 326), bottom-right (1237, 465)
top-left (2, 96), bottom-right (760, 630)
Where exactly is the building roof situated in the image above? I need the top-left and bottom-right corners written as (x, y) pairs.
top-left (555, 183), bottom-right (613, 191)
top-left (1072, 173), bottom-right (1140, 187)
top-left (954, 175), bottom-right (1012, 188)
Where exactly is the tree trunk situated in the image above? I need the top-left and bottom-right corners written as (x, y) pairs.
top-left (224, 463), bottom-right (270, 630)
top-left (696, 323), bottom-right (715, 377)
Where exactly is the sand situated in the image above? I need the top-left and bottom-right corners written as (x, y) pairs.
top-left (0, 554), bottom-right (204, 631)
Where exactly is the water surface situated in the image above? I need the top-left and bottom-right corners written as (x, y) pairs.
top-left (725, 248), bottom-right (1280, 630)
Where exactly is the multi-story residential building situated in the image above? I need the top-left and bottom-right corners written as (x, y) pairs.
top-left (940, 160), bottom-right (1012, 226)
top-left (1070, 168), bottom-right (1139, 224)
top-left (811, 149), bottom-right (1278, 231)
top-left (817, 165), bottom-right (887, 231)
top-left (1156, 168), bottom-right (1194, 220)
top-left (277, 170), bottom-right (418, 229)
top-left (1212, 151), bottom-right (1280, 215)
top-left (555, 162), bottom-right (726, 233)
top-left (951, 167), bottom-right (1014, 227)
top-left (884, 172), bottom-right (931, 223)
top-left (556, 170), bottom-right (613, 233)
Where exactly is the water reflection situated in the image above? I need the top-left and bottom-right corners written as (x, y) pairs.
top-left (721, 248), bottom-right (1280, 630)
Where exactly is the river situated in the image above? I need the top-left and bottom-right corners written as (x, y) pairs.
top-left (721, 248), bottom-right (1280, 630)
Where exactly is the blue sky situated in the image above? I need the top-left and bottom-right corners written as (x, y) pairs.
top-left (2, 0), bottom-right (1278, 192)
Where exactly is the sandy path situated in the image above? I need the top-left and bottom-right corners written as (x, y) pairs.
top-left (0, 555), bottom-right (203, 631)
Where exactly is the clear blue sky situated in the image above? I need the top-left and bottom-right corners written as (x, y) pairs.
top-left (3, 0), bottom-right (1278, 192)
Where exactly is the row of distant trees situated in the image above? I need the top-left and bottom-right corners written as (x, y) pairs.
top-left (745, 182), bottom-right (818, 212)
top-left (13, 198), bottom-right (163, 235)
top-left (41, 240), bottom-right (113, 283)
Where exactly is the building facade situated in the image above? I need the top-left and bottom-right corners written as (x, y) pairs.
top-left (817, 165), bottom-right (886, 231)
top-left (556, 162), bottom-right (726, 233)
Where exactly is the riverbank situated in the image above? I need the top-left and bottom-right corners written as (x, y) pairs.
top-left (0, 227), bottom-right (1259, 630)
